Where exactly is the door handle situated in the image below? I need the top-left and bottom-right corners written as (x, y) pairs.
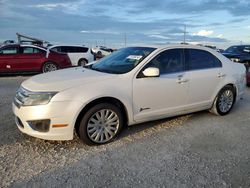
top-left (177, 78), bottom-right (189, 84)
top-left (177, 75), bottom-right (189, 84)
top-left (218, 73), bottom-right (226, 78)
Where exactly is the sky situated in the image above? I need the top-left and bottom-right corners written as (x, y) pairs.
top-left (1, 0), bottom-right (250, 49)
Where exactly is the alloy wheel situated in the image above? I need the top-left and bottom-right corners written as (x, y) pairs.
top-left (218, 89), bottom-right (234, 113)
top-left (86, 109), bottom-right (120, 143)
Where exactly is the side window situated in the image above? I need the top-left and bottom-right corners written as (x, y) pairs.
top-left (77, 47), bottom-right (88, 53)
top-left (186, 49), bottom-right (222, 70)
top-left (51, 47), bottom-right (61, 52)
top-left (61, 46), bottom-right (73, 53)
top-left (0, 47), bottom-right (18, 54)
top-left (22, 47), bottom-right (43, 54)
top-left (146, 49), bottom-right (184, 74)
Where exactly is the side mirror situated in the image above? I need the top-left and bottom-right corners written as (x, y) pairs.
top-left (142, 67), bottom-right (160, 77)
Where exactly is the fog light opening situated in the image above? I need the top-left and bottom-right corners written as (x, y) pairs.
top-left (27, 119), bottom-right (50, 132)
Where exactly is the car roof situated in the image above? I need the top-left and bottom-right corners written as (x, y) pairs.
top-left (124, 44), bottom-right (218, 52)
top-left (49, 45), bottom-right (88, 48)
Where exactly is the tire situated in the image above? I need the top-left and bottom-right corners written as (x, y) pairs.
top-left (97, 51), bottom-right (102, 57)
top-left (210, 85), bottom-right (235, 116)
top-left (78, 103), bottom-right (124, 145)
top-left (42, 62), bottom-right (58, 73)
top-left (78, 59), bottom-right (88, 66)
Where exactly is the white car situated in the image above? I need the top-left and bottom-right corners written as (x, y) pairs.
top-left (50, 45), bottom-right (94, 66)
top-left (13, 45), bottom-right (246, 145)
top-left (92, 46), bottom-right (112, 57)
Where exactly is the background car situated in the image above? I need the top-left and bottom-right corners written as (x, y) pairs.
top-left (92, 46), bottom-right (113, 58)
top-left (223, 45), bottom-right (250, 68)
top-left (0, 44), bottom-right (71, 73)
top-left (223, 45), bottom-right (250, 86)
top-left (50, 45), bottom-right (94, 66)
top-left (247, 67), bottom-right (250, 86)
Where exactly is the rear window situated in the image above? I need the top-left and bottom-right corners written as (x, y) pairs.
top-left (225, 46), bottom-right (250, 54)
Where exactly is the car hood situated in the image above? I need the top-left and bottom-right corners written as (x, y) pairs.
top-left (21, 67), bottom-right (116, 92)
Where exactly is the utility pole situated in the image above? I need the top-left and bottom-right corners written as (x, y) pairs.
top-left (124, 33), bottom-right (127, 47)
top-left (104, 38), bottom-right (106, 46)
top-left (183, 25), bottom-right (188, 44)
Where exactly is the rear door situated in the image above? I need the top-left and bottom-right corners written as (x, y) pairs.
top-left (61, 46), bottom-right (89, 66)
top-left (74, 47), bottom-right (89, 65)
top-left (184, 48), bottom-right (224, 108)
top-left (59, 46), bottom-right (75, 65)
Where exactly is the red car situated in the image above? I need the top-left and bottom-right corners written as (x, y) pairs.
top-left (247, 70), bottom-right (250, 86)
top-left (0, 44), bottom-right (71, 73)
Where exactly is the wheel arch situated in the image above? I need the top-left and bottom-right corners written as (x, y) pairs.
top-left (74, 97), bottom-right (129, 133)
top-left (226, 83), bottom-right (237, 99)
top-left (78, 58), bottom-right (88, 66)
top-left (213, 83), bottom-right (237, 104)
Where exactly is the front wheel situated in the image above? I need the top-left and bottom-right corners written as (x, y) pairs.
top-left (78, 103), bottom-right (124, 145)
top-left (210, 85), bottom-right (235, 116)
top-left (42, 62), bottom-right (58, 73)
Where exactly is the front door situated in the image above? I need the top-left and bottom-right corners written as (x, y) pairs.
top-left (14, 47), bottom-right (45, 71)
top-left (133, 48), bottom-right (189, 122)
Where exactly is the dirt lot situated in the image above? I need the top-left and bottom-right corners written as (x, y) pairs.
top-left (0, 76), bottom-right (250, 187)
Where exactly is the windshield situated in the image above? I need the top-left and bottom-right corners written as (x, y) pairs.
top-left (90, 47), bottom-right (156, 74)
top-left (225, 46), bottom-right (250, 54)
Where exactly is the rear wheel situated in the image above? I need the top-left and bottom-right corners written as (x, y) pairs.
top-left (42, 62), bottom-right (58, 73)
top-left (78, 103), bottom-right (124, 145)
top-left (210, 85), bottom-right (235, 116)
top-left (78, 59), bottom-right (88, 66)
top-left (97, 51), bottom-right (102, 58)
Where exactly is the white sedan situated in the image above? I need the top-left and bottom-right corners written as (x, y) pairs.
top-left (13, 45), bottom-right (246, 145)
top-left (92, 46), bottom-right (112, 57)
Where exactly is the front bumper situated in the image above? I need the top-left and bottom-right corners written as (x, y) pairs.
top-left (12, 100), bottom-right (82, 141)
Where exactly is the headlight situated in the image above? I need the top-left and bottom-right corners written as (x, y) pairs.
top-left (22, 92), bottom-right (57, 106)
top-left (15, 87), bottom-right (57, 107)
top-left (230, 58), bottom-right (240, 62)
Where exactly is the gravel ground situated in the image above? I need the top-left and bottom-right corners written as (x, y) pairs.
top-left (0, 76), bottom-right (250, 187)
